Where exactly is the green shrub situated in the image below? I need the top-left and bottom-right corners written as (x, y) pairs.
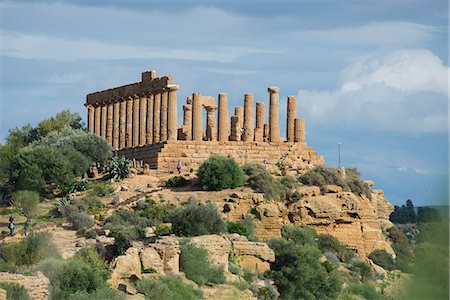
top-left (73, 247), bottom-right (108, 279)
top-left (243, 269), bottom-right (255, 283)
top-left (180, 241), bottom-right (225, 286)
top-left (155, 224), bottom-right (172, 235)
top-left (197, 156), bottom-right (244, 191)
top-left (90, 182), bottom-right (114, 197)
top-left (66, 287), bottom-right (123, 300)
top-left (135, 276), bottom-right (202, 300)
top-left (37, 257), bottom-right (65, 283)
top-left (228, 262), bottom-right (240, 275)
top-left (368, 249), bottom-right (395, 271)
top-left (135, 199), bottom-right (174, 224)
top-left (0, 282), bottom-right (30, 300)
top-left (62, 205), bottom-right (94, 230)
top-left (166, 175), bottom-right (187, 187)
top-left (108, 156), bottom-right (131, 180)
top-left (11, 190), bottom-right (40, 220)
top-left (348, 283), bottom-right (381, 300)
top-left (242, 164), bottom-right (293, 201)
top-left (281, 225), bottom-right (317, 246)
top-left (82, 195), bottom-right (106, 214)
top-left (268, 238), bottom-right (341, 300)
top-left (386, 226), bottom-right (413, 272)
top-left (350, 260), bottom-right (372, 282)
top-left (169, 203), bottom-right (225, 236)
top-left (0, 233), bottom-right (60, 272)
top-left (249, 284), bottom-right (280, 300)
top-left (227, 221), bottom-right (252, 237)
top-left (317, 234), bottom-right (355, 263)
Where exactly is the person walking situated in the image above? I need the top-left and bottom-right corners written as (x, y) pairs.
top-left (176, 161), bottom-right (182, 174)
top-left (24, 219), bottom-right (29, 236)
top-left (8, 220), bottom-right (15, 236)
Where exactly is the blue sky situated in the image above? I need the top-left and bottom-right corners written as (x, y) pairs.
top-left (0, 0), bottom-right (448, 206)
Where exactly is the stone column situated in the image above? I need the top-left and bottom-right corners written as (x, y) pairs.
top-left (160, 90), bottom-right (168, 141)
top-left (94, 105), bottom-right (101, 135)
top-left (268, 86), bottom-right (280, 142)
top-left (167, 85), bottom-right (179, 141)
top-left (139, 95), bottom-right (147, 146)
top-left (286, 96), bottom-right (296, 143)
top-left (243, 93), bottom-right (255, 142)
top-left (126, 97), bottom-right (133, 148)
top-left (119, 100), bottom-right (126, 149)
top-left (146, 94), bottom-right (154, 144)
top-left (183, 98), bottom-right (192, 141)
top-left (205, 105), bottom-right (218, 141)
top-left (87, 105), bottom-right (95, 133)
top-left (153, 93), bottom-right (161, 143)
top-left (192, 92), bottom-right (203, 141)
top-left (113, 101), bottom-right (119, 149)
top-left (234, 106), bottom-right (243, 141)
top-left (101, 104), bottom-right (107, 139)
top-left (218, 93), bottom-right (229, 142)
top-left (255, 102), bottom-right (265, 142)
top-left (263, 123), bottom-right (269, 142)
top-left (294, 118), bottom-right (305, 143)
top-left (133, 96), bottom-right (140, 147)
top-left (230, 115), bottom-right (239, 141)
top-left (106, 103), bottom-right (113, 145)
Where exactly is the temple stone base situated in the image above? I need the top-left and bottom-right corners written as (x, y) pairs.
top-left (118, 140), bottom-right (324, 172)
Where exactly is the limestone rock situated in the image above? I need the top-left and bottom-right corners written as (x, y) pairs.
top-left (109, 247), bottom-right (142, 288)
top-left (152, 236), bottom-right (180, 274)
top-left (322, 185), bottom-right (343, 193)
top-left (140, 247), bottom-right (164, 274)
top-left (191, 235), bottom-right (231, 272)
top-left (0, 288), bottom-right (5, 300)
top-left (0, 272), bottom-right (49, 300)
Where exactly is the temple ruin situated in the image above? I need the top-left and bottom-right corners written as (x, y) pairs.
top-left (85, 70), bottom-right (324, 171)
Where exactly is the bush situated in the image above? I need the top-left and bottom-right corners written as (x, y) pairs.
top-left (82, 195), bottom-right (106, 214)
top-left (268, 238), bottom-right (341, 299)
top-left (11, 190), bottom-right (40, 220)
top-left (197, 156), bottom-right (244, 191)
top-left (350, 260), bottom-right (372, 282)
top-left (90, 182), bottom-right (114, 197)
top-left (227, 221), bottom-right (252, 237)
top-left (242, 164), bottom-right (293, 201)
top-left (386, 226), bottom-right (413, 272)
top-left (108, 156), bottom-right (131, 180)
top-left (0, 232), bottom-right (60, 272)
top-left (135, 276), bottom-right (202, 300)
top-left (299, 167), bottom-right (372, 199)
top-left (165, 175), bottom-right (187, 188)
top-left (317, 234), bottom-right (355, 263)
top-left (180, 241), bottom-right (225, 286)
top-left (65, 287), bottom-right (123, 300)
top-left (368, 249), bottom-right (395, 271)
top-left (0, 282), bottom-right (30, 300)
top-left (62, 205), bottom-right (95, 230)
top-left (348, 283), bottom-right (381, 300)
top-left (136, 199), bottom-right (174, 223)
top-left (169, 203), bottom-right (225, 236)
top-left (281, 225), bottom-right (317, 246)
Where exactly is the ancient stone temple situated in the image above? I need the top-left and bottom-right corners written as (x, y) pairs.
top-left (85, 70), bottom-right (324, 171)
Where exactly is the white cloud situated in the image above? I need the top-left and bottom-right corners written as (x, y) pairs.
top-left (298, 49), bottom-right (449, 134)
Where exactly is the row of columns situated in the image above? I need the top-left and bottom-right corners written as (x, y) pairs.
top-left (87, 86), bottom-right (179, 149)
top-left (182, 87), bottom-right (305, 143)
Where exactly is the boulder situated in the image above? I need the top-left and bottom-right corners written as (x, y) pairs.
top-left (140, 247), bottom-right (164, 274)
top-left (322, 185), bottom-right (343, 193)
top-left (191, 235), bottom-right (231, 272)
top-left (109, 247), bottom-right (142, 288)
top-left (152, 236), bottom-right (180, 274)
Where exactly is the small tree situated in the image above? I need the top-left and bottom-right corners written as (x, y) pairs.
top-left (197, 156), bottom-right (244, 191)
top-left (11, 190), bottom-right (40, 220)
top-left (169, 203), bottom-right (225, 236)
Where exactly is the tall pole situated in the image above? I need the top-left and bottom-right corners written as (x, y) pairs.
top-left (338, 142), bottom-right (341, 168)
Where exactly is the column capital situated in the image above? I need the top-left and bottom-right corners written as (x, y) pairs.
top-left (166, 84), bottom-right (180, 91)
top-left (268, 86), bottom-right (279, 94)
top-left (204, 105), bottom-right (218, 112)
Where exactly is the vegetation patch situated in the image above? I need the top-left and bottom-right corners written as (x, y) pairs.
top-left (169, 203), bottom-right (225, 236)
top-left (197, 156), bottom-right (244, 191)
top-left (135, 276), bottom-right (202, 300)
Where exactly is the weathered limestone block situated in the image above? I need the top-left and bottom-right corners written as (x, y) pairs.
top-left (268, 87), bottom-right (280, 142)
top-left (167, 85), bottom-right (179, 141)
top-left (243, 93), bottom-right (254, 142)
top-left (230, 116), bottom-right (239, 141)
top-left (205, 105), bottom-right (218, 141)
top-left (183, 99), bottom-right (192, 141)
top-left (191, 235), bottom-right (231, 272)
top-left (106, 102), bottom-right (113, 145)
top-left (152, 237), bottom-right (180, 274)
top-left (140, 247), bottom-right (164, 274)
top-left (322, 185), bottom-right (343, 193)
top-left (218, 93), bottom-right (229, 142)
top-left (109, 247), bottom-right (142, 288)
top-left (235, 106), bottom-right (243, 141)
top-left (286, 96), bottom-right (296, 142)
top-left (139, 95), bottom-right (147, 146)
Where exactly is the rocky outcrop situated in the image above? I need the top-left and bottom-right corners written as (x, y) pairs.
top-left (0, 272), bottom-right (49, 300)
top-left (191, 235), bottom-right (231, 272)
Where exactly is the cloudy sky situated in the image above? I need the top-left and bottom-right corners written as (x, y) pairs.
top-left (0, 0), bottom-right (448, 206)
